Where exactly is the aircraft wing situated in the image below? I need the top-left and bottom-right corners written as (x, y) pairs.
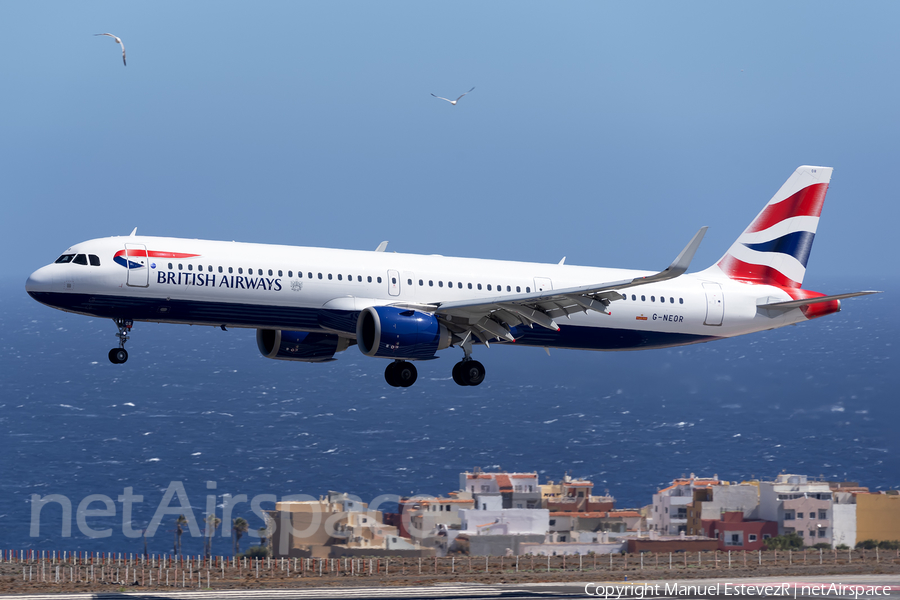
top-left (415, 227), bottom-right (707, 345)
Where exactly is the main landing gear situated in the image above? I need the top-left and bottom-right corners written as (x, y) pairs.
top-left (385, 360), bottom-right (417, 388)
top-left (108, 318), bottom-right (133, 364)
top-left (452, 359), bottom-right (485, 386)
top-left (451, 338), bottom-right (485, 386)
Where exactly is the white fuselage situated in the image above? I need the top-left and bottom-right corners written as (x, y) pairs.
top-left (26, 234), bottom-right (811, 354)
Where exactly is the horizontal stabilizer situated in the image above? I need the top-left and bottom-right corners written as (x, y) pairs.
top-left (758, 290), bottom-right (881, 310)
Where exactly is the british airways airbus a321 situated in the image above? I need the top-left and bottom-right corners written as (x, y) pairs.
top-left (26, 166), bottom-right (878, 388)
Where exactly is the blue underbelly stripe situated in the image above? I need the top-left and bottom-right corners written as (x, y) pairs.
top-left (27, 292), bottom-right (719, 351)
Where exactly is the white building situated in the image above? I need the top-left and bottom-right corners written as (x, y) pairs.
top-left (459, 508), bottom-right (549, 536)
top-left (758, 474), bottom-right (834, 547)
top-left (651, 474), bottom-right (723, 534)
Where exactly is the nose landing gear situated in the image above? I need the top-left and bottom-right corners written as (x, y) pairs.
top-left (385, 360), bottom-right (418, 388)
top-left (108, 318), bottom-right (133, 364)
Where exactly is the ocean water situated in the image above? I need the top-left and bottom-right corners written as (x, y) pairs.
top-left (1, 279), bottom-right (897, 555)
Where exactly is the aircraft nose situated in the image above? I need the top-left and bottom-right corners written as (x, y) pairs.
top-left (25, 265), bottom-right (53, 294)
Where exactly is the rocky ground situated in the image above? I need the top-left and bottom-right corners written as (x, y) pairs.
top-left (2, 551), bottom-right (898, 595)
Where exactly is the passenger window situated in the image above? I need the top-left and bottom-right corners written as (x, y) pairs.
top-left (507, 285), bottom-right (511, 292)
top-left (258, 269), bottom-right (263, 276)
top-left (408, 279), bottom-right (412, 286)
top-left (218, 266), bottom-right (223, 273)
top-left (429, 280), bottom-right (433, 287)
top-left (439, 281), bottom-right (444, 287)
top-left (367, 275), bottom-right (372, 283)
top-left (458, 282), bottom-right (462, 289)
top-left (679, 298), bottom-right (684, 304)
top-left (188, 264), bottom-right (193, 271)
top-left (651, 296), bottom-right (655, 302)
top-left (54, 254), bottom-right (76, 264)
top-left (277, 270), bottom-right (282, 276)
top-left (287, 271), bottom-right (292, 277)
top-left (468, 283), bottom-right (472, 289)
top-left (526, 287), bottom-right (530, 293)
top-left (338, 274), bottom-right (343, 281)
top-left (448, 281), bottom-right (452, 288)
top-left (347, 275), bottom-right (351, 281)
top-left (328, 274), bottom-right (333, 280)
top-left (377, 277), bottom-right (382, 283)
top-left (358, 276), bottom-right (362, 282)
top-left (89, 255), bottom-right (100, 266)
top-left (477, 284), bottom-right (482, 290)
top-left (228, 267), bottom-right (233, 274)
top-left (419, 279), bottom-right (424, 286)
top-left (632, 294), bottom-right (636, 301)
top-left (641, 295), bottom-right (645, 301)
top-left (487, 284), bottom-right (492, 291)
top-left (73, 254), bottom-right (88, 265)
top-left (238, 268), bottom-right (243, 274)
top-left (168, 263), bottom-right (173, 269)
top-left (660, 296), bottom-right (665, 303)
top-left (308, 273), bottom-right (313, 279)
top-left (318, 273), bottom-right (323, 279)
top-left (516, 286), bottom-right (521, 292)
top-left (670, 297), bottom-right (674, 303)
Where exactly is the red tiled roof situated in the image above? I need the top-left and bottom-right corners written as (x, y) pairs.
top-left (496, 474), bottom-right (513, 491)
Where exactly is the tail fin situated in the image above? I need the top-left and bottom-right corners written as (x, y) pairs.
top-left (707, 165), bottom-right (832, 288)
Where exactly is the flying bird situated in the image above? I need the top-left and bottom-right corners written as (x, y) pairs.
top-left (95, 33), bottom-right (126, 66)
top-left (431, 87), bottom-right (475, 105)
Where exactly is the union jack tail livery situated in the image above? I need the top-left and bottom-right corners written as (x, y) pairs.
top-left (710, 165), bottom-right (830, 288)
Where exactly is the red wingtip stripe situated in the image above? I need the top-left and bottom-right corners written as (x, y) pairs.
top-left (747, 183), bottom-right (828, 233)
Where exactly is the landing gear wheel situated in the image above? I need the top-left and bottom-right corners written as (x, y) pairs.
top-left (453, 360), bottom-right (485, 386)
top-left (395, 362), bottom-right (417, 387)
top-left (108, 348), bottom-right (128, 364)
top-left (385, 361), bottom-right (417, 388)
top-left (452, 361), bottom-right (469, 386)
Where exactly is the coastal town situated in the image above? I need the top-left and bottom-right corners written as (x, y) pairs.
top-left (263, 470), bottom-right (900, 560)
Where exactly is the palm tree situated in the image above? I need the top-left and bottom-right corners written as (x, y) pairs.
top-left (204, 514), bottom-right (221, 559)
top-left (258, 526), bottom-right (268, 548)
top-left (175, 515), bottom-right (188, 555)
top-left (232, 517), bottom-right (249, 555)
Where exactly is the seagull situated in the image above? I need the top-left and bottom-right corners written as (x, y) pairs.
top-left (95, 33), bottom-right (126, 66)
top-left (431, 87), bottom-right (475, 105)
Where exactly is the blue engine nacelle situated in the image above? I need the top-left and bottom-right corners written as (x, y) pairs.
top-left (356, 306), bottom-right (451, 360)
top-left (256, 329), bottom-right (351, 363)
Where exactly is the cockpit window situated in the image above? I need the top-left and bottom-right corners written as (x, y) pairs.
top-left (89, 255), bottom-right (101, 266)
top-left (55, 254), bottom-right (75, 264)
top-left (73, 254), bottom-right (88, 265)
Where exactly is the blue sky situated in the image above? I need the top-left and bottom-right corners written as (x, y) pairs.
top-left (3, 1), bottom-right (898, 291)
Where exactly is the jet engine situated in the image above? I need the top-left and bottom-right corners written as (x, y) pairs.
top-left (256, 329), bottom-right (351, 363)
top-left (356, 306), bottom-right (451, 360)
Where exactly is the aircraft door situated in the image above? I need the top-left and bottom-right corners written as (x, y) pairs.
top-left (387, 269), bottom-right (401, 296)
top-left (703, 282), bottom-right (724, 326)
top-left (534, 277), bottom-right (553, 292)
top-left (125, 243), bottom-right (150, 287)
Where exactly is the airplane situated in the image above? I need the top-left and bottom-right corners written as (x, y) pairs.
top-left (25, 166), bottom-right (879, 388)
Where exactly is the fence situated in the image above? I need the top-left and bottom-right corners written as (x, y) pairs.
top-left (3, 548), bottom-right (898, 589)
